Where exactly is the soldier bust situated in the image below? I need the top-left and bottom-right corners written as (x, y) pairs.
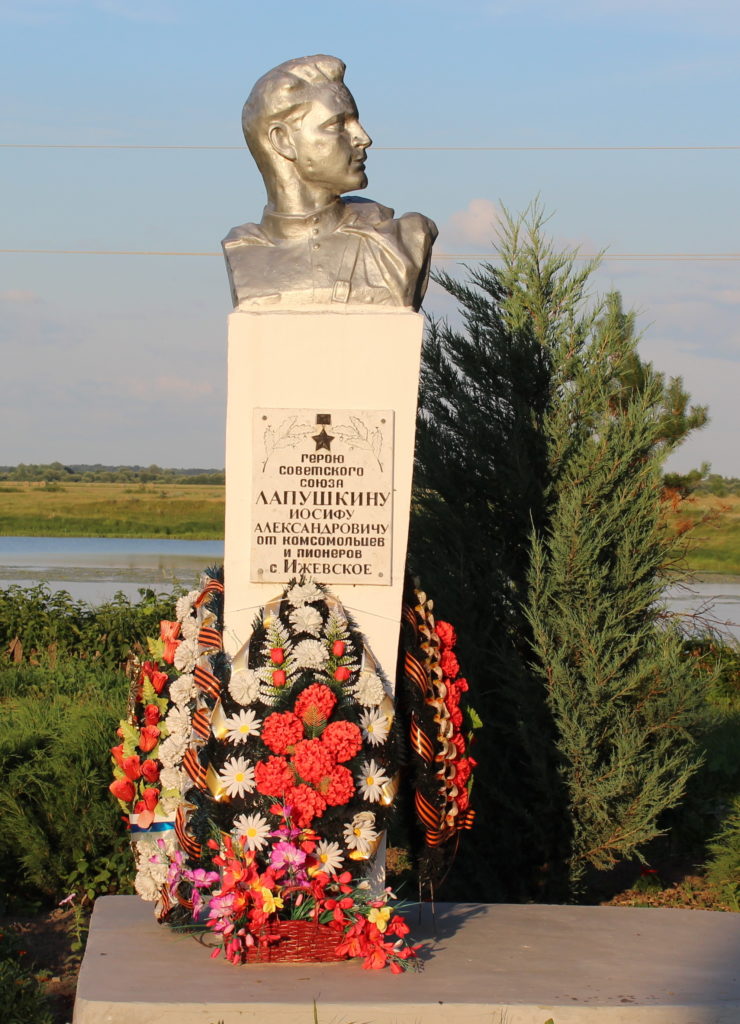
top-left (222, 55), bottom-right (437, 311)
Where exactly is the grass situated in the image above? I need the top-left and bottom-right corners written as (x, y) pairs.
top-left (0, 481), bottom-right (225, 539)
top-left (668, 493), bottom-right (740, 576)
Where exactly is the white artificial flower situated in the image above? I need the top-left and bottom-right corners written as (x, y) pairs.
top-left (314, 840), bottom-right (344, 875)
top-left (219, 756), bottom-right (256, 798)
top-left (134, 868), bottom-right (160, 901)
top-left (343, 812), bottom-right (378, 856)
top-left (148, 856), bottom-right (169, 888)
top-left (180, 615), bottom-right (199, 641)
top-left (169, 674), bottom-right (197, 706)
top-left (176, 589), bottom-right (201, 623)
top-left (354, 670), bottom-right (385, 707)
top-left (360, 709), bottom-right (391, 746)
top-left (224, 709), bottom-right (262, 744)
top-left (158, 734), bottom-right (189, 769)
top-left (229, 668), bottom-right (260, 706)
top-left (287, 581), bottom-right (323, 607)
top-left (233, 812), bottom-right (271, 851)
top-left (293, 638), bottom-right (329, 670)
top-left (159, 766), bottom-right (186, 792)
top-left (357, 759), bottom-right (390, 803)
top-left (165, 705), bottom-right (191, 740)
top-left (159, 791), bottom-right (182, 815)
top-left (173, 637), bottom-right (199, 673)
top-left (289, 605), bottom-right (323, 636)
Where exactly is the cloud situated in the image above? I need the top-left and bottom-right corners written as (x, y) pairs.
top-left (0, 289), bottom-right (39, 303)
top-left (127, 375), bottom-right (216, 401)
top-left (437, 198), bottom-right (500, 253)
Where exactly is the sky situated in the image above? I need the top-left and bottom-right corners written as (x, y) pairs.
top-left (1, 0), bottom-right (738, 474)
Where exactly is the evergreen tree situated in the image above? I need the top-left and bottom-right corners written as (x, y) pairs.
top-left (410, 204), bottom-right (706, 899)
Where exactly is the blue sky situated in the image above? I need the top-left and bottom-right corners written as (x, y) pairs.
top-left (1, 0), bottom-right (737, 472)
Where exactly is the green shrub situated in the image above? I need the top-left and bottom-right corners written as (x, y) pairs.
top-left (0, 932), bottom-right (53, 1024)
top-left (706, 797), bottom-right (740, 909)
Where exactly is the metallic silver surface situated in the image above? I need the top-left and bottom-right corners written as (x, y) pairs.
top-left (223, 55), bottom-right (437, 310)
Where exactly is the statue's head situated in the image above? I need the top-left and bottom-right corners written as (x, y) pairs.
top-left (242, 55), bottom-right (372, 203)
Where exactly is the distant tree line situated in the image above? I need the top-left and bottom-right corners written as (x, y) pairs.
top-left (0, 462), bottom-right (225, 485)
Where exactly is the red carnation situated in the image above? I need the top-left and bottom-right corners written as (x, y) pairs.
top-left (111, 743), bottom-right (125, 768)
top-left (457, 787), bottom-right (470, 811)
top-left (434, 621), bottom-right (457, 651)
top-left (332, 640), bottom-right (346, 657)
top-left (323, 764), bottom-right (355, 805)
top-left (321, 720), bottom-right (362, 762)
top-left (290, 784), bottom-right (327, 828)
top-left (261, 712), bottom-right (304, 754)
top-left (141, 759), bottom-right (160, 784)
top-left (334, 666), bottom-right (351, 683)
top-left (270, 647), bottom-right (285, 665)
top-left (292, 738), bottom-right (335, 785)
top-left (109, 778), bottom-right (136, 804)
top-left (255, 755), bottom-right (296, 797)
top-left (121, 754), bottom-right (142, 781)
top-left (294, 684), bottom-right (337, 725)
top-left (144, 703), bottom-right (161, 726)
top-left (138, 724), bottom-right (161, 753)
top-left (454, 758), bottom-right (474, 788)
top-left (440, 649), bottom-right (460, 680)
top-left (452, 732), bottom-right (466, 757)
top-left (272, 669), bottom-right (287, 687)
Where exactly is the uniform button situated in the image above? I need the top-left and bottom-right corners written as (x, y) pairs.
top-left (312, 216), bottom-right (319, 224)
top-left (312, 228), bottom-right (319, 235)
top-left (313, 243), bottom-right (320, 250)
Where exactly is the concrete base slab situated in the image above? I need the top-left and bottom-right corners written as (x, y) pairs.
top-left (73, 896), bottom-right (740, 1023)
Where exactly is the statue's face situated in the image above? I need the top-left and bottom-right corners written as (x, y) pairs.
top-left (287, 83), bottom-right (372, 196)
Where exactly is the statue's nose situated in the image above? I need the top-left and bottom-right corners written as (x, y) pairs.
top-left (355, 123), bottom-right (372, 149)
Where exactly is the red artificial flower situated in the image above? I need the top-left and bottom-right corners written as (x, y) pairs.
top-left (321, 720), bottom-right (363, 762)
top-left (144, 704), bottom-right (161, 726)
top-left (109, 778), bottom-right (136, 803)
top-left (434, 620), bottom-right (457, 651)
top-left (332, 640), bottom-right (346, 657)
top-left (138, 724), bottom-right (161, 753)
top-left (141, 759), bottom-right (160, 784)
top-left (121, 754), bottom-right (142, 781)
top-left (292, 738), bottom-right (335, 785)
top-left (272, 669), bottom-right (287, 687)
top-left (110, 743), bottom-right (125, 768)
top-left (452, 732), bottom-right (466, 757)
top-left (454, 758), bottom-right (474, 788)
top-left (290, 784), bottom-right (327, 827)
top-left (141, 787), bottom-right (159, 812)
top-left (323, 764), bottom-right (355, 805)
top-left (140, 661), bottom-right (169, 695)
top-left (261, 712), bottom-right (304, 754)
top-left (254, 755), bottom-right (296, 796)
top-left (270, 647), bottom-right (285, 665)
top-left (294, 683), bottom-right (337, 725)
top-left (159, 620), bottom-right (181, 664)
top-left (457, 787), bottom-right (470, 811)
top-left (440, 649), bottom-right (460, 680)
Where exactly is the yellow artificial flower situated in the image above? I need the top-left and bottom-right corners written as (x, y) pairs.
top-left (261, 888), bottom-right (284, 915)
top-left (367, 906), bottom-right (391, 932)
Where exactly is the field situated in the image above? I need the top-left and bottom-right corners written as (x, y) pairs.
top-left (0, 482), bottom-right (739, 574)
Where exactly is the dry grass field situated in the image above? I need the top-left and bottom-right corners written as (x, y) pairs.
top-left (668, 492), bottom-right (740, 576)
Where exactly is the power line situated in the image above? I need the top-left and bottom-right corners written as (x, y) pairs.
top-left (2, 248), bottom-right (739, 262)
top-left (1, 143), bottom-right (739, 152)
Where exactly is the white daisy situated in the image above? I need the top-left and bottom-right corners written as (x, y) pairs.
top-left (343, 812), bottom-right (378, 856)
top-left (224, 709), bottom-right (262, 744)
top-left (354, 670), bottom-right (385, 707)
top-left (360, 709), bottom-right (391, 746)
top-left (357, 759), bottom-right (390, 803)
top-left (219, 756), bottom-right (256, 798)
top-left (173, 637), bottom-right (199, 673)
top-left (289, 605), bottom-right (323, 636)
top-left (176, 589), bottom-right (200, 623)
top-left (293, 638), bottom-right (329, 670)
top-left (229, 668), bottom-right (260, 706)
top-left (169, 674), bottom-right (197, 706)
top-left (287, 581), bottom-right (323, 607)
top-left (233, 812), bottom-right (271, 851)
top-left (314, 840), bottom-right (344, 875)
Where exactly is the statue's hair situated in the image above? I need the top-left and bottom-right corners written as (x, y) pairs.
top-left (242, 55), bottom-right (346, 175)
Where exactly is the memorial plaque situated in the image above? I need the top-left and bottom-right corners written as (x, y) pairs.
top-left (251, 407), bottom-right (394, 585)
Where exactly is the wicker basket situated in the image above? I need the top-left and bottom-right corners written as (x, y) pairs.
top-left (246, 919), bottom-right (344, 963)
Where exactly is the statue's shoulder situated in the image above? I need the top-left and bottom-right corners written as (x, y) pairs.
top-left (222, 221), bottom-right (270, 250)
top-left (342, 197), bottom-right (438, 245)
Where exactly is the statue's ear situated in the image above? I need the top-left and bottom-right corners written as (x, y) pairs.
top-left (267, 122), bottom-right (296, 162)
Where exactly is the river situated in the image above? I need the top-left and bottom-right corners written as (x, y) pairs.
top-left (0, 536), bottom-right (738, 642)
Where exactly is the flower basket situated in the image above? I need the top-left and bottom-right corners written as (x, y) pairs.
top-left (246, 919), bottom-right (342, 963)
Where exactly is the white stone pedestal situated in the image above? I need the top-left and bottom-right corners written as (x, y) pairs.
top-left (73, 896), bottom-right (740, 1023)
top-left (223, 308), bottom-right (424, 683)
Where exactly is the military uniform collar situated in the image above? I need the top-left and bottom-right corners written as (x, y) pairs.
top-left (260, 199), bottom-right (346, 241)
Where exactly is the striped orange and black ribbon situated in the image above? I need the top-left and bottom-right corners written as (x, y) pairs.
top-left (198, 626), bottom-right (222, 651)
top-left (414, 790), bottom-right (441, 831)
top-left (194, 577), bottom-right (224, 607)
top-left (175, 804), bottom-right (202, 859)
top-left (182, 748), bottom-right (207, 791)
top-left (194, 664), bottom-right (221, 700)
top-left (404, 651), bottom-right (429, 697)
top-left (410, 715), bottom-right (434, 764)
top-left (191, 708), bottom-right (212, 742)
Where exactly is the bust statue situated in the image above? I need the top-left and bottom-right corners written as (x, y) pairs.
top-left (222, 55), bottom-right (437, 311)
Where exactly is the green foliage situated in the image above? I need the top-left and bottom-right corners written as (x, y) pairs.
top-left (705, 796), bottom-right (740, 909)
top-left (0, 932), bottom-right (53, 1024)
top-left (411, 202), bottom-right (706, 899)
top-left (0, 461), bottom-right (224, 484)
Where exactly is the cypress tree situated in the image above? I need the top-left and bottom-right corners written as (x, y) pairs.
top-left (410, 204), bottom-right (706, 899)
